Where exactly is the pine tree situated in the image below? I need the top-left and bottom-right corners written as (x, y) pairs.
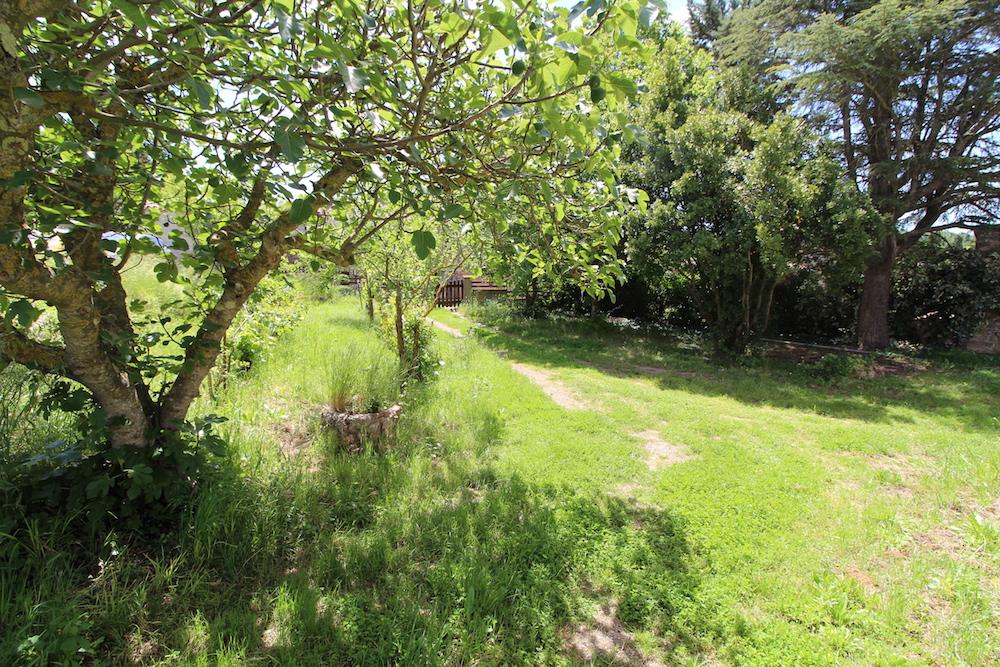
top-left (724, 0), bottom-right (1000, 349)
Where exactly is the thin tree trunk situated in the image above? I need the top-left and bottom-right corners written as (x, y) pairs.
top-left (857, 236), bottom-right (896, 350)
top-left (394, 285), bottom-right (406, 363)
top-left (365, 280), bottom-right (375, 320)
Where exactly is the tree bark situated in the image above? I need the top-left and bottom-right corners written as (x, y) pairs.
top-left (159, 161), bottom-right (359, 428)
top-left (365, 280), bottom-right (375, 320)
top-left (857, 235), bottom-right (896, 350)
top-left (394, 285), bottom-right (405, 362)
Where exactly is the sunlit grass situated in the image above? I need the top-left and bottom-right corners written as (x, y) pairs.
top-left (2, 297), bottom-right (997, 665)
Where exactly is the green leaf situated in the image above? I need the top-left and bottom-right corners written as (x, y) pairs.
top-left (225, 153), bottom-right (250, 177)
top-left (186, 77), bottom-right (214, 109)
top-left (411, 230), bottom-right (437, 259)
top-left (274, 7), bottom-right (298, 41)
top-left (38, 69), bottom-right (83, 92)
top-left (480, 28), bottom-right (512, 57)
top-left (85, 475), bottom-right (112, 499)
top-left (606, 73), bottom-right (638, 99)
top-left (274, 127), bottom-right (305, 162)
top-left (6, 300), bottom-right (41, 328)
top-left (289, 198), bottom-right (313, 225)
top-left (13, 88), bottom-right (44, 109)
top-left (109, 0), bottom-right (148, 27)
top-left (336, 63), bottom-right (369, 93)
top-left (153, 261), bottom-right (178, 283)
top-left (437, 13), bottom-right (470, 47)
top-left (0, 170), bottom-right (32, 188)
top-left (441, 203), bottom-right (467, 220)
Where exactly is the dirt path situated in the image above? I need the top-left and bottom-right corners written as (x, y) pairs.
top-left (432, 310), bottom-right (699, 664)
top-left (633, 428), bottom-right (695, 469)
top-left (429, 318), bottom-right (463, 338)
top-left (433, 313), bottom-right (697, 470)
top-left (509, 362), bottom-right (588, 410)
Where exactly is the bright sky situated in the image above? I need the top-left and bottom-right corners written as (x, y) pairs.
top-left (662, 0), bottom-right (690, 25)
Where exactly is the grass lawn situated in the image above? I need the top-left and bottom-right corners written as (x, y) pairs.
top-left (3, 296), bottom-right (998, 665)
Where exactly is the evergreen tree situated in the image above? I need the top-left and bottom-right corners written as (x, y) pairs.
top-left (724, 0), bottom-right (1000, 349)
top-left (687, 0), bottom-right (755, 48)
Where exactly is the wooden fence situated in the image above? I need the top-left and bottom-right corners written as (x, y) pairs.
top-left (436, 279), bottom-right (464, 307)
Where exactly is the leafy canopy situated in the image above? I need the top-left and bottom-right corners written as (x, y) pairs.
top-left (0, 0), bottom-right (661, 447)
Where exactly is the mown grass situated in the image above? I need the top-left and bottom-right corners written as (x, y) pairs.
top-left (1, 299), bottom-right (712, 665)
top-left (453, 311), bottom-right (999, 665)
top-left (1, 296), bottom-right (997, 665)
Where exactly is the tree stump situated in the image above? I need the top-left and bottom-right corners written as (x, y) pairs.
top-left (318, 404), bottom-right (402, 453)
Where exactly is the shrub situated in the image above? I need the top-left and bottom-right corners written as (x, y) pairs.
top-left (803, 353), bottom-right (865, 381)
top-left (3, 417), bottom-right (228, 538)
top-left (892, 236), bottom-right (1000, 347)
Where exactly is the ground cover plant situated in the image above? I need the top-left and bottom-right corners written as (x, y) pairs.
top-left (5, 293), bottom-right (997, 664)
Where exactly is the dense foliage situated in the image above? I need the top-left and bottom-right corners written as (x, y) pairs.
top-left (892, 236), bottom-right (1000, 347)
top-left (623, 35), bottom-right (874, 351)
top-left (0, 0), bottom-right (652, 456)
top-left (722, 0), bottom-right (1000, 348)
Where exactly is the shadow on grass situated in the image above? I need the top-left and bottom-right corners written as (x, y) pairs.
top-left (2, 435), bottom-right (727, 665)
top-left (474, 317), bottom-right (1000, 432)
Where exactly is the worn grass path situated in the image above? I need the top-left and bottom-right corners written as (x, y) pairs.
top-left (430, 307), bottom-right (1000, 666)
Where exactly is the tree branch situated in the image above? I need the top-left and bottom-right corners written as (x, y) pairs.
top-left (159, 158), bottom-right (362, 426)
top-left (0, 319), bottom-right (65, 373)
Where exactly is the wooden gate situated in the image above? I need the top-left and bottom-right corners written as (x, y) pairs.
top-left (436, 279), bottom-right (464, 307)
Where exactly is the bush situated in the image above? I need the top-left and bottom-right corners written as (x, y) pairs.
top-left (2, 417), bottom-right (228, 538)
top-left (892, 236), bottom-right (1000, 347)
top-left (462, 297), bottom-right (520, 327)
top-left (802, 353), bottom-right (865, 381)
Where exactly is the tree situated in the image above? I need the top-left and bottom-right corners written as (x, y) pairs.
top-left (723, 0), bottom-right (1000, 349)
top-left (687, 0), bottom-right (753, 48)
top-left (631, 109), bottom-right (872, 351)
top-left (0, 0), bottom-right (653, 451)
top-left (625, 37), bottom-right (873, 351)
top-left (356, 219), bottom-right (467, 375)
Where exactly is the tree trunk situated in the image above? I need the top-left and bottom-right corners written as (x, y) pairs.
top-left (857, 236), bottom-right (896, 350)
top-left (394, 286), bottom-right (405, 362)
top-left (319, 403), bottom-right (402, 453)
top-left (58, 303), bottom-right (151, 447)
